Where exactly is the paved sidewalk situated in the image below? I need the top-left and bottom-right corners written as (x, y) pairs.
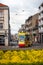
top-left (0, 43), bottom-right (43, 50)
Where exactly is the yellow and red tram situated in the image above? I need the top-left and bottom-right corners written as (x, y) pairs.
top-left (18, 32), bottom-right (32, 47)
top-left (18, 32), bottom-right (25, 47)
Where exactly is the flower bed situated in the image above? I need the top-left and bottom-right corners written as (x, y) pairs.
top-left (0, 49), bottom-right (43, 65)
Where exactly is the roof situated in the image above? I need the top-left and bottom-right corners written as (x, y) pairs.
top-left (21, 24), bottom-right (25, 26)
top-left (25, 16), bottom-right (32, 22)
top-left (0, 3), bottom-right (8, 7)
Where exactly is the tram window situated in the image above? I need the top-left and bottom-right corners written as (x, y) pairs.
top-left (19, 35), bottom-right (25, 41)
top-left (25, 35), bottom-right (30, 40)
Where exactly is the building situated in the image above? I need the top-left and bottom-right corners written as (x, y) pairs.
top-left (25, 13), bottom-right (39, 42)
top-left (11, 34), bottom-right (17, 41)
top-left (32, 13), bottom-right (39, 42)
top-left (0, 3), bottom-right (10, 46)
top-left (18, 24), bottom-right (26, 32)
top-left (21, 24), bottom-right (25, 30)
top-left (25, 16), bottom-right (32, 33)
top-left (38, 3), bottom-right (43, 43)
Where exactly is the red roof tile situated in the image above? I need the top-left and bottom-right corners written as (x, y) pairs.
top-left (0, 3), bottom-right (8, 7)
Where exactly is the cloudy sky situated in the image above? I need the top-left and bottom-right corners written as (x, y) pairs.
top-left (0, 0), bottom-right (43, 34)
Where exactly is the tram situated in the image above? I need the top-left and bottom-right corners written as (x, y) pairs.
top-left (18, 31), bottom-right (32, 47)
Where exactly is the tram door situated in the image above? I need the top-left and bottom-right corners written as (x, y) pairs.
top-left (0, 35), bottom-right (5, 45)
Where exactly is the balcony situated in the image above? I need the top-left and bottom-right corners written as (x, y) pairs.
top-left (39, 16), bottom-right (41, 19)
top-left (41, 20), bottom-right (43, 25)
top-left (25, 21), bottom-right (31, 26)
top-left (39, 28), bottom-right (43, 33)
top-left (0, 17), bottom-right (4, 21)
top-left (0, 29), bottom-right (5, 35)
top-left (33, 25), bottom-right (38, 31)
top-left (25, 27), bottom-right (29, 30)
top-left (41, 14), bottom-right (43, 18)
top-left (25, 22), bottom-right (29, 26)
top-left (21, 27), bottom-right (25, 30)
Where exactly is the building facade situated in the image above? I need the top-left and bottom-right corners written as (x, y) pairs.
top-left (25, 13), bottom-right (39, 42)
top-left (25, 16), bottom-right (32, 33)
top-left (38, 3), bottom-right (43, 43)
top-left (0, 3), bottom-right (10, 46)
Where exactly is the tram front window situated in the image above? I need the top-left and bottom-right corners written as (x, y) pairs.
top-left (19, 35), bottom-right (25, 41)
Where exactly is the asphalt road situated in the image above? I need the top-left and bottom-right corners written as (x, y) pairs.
top-left (0, 43), bottom-right (43, 50)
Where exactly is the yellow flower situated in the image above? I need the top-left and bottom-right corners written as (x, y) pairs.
top-left (0, 50), bottom-right (43, 64)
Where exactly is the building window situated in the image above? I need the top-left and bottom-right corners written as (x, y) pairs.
top-left (39, 6), bottom-right (41, 9)
top-left (39, 19), bottom-right (41, 22)
top-left (0, 10), bottom-right (4, 21)
top-left (39, 13), bottom-right (41, 16)
top-left (41, 11), bottom-right (43, 14)
top-left (0, 23), bottom-right (3, 29)
top-left (39, 26), bottom-right (41, 29)
top-left (41, 18), bottom-right (43, 20)
top-left (40, 27), bottom-right (41, 30)
top-left (41, 25), bottom-right (43, 27)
